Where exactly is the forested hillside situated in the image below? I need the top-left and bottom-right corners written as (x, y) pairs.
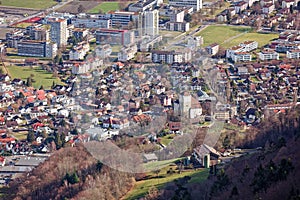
top-left (3, 145), bottom-right (135, 200)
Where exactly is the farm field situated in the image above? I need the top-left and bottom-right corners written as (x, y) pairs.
top-left (5, 66), bottom-right (63, 89)
top-left (0, 0), bottom-right (57, 9)
top-left (124, 166), bottom-right (209, 200)
top-left (196, 25), bottom-right (278, 48)
top-left (55, 1), bottom-right (100, 14)
top-left (88, 2), bottom-right (120, 13)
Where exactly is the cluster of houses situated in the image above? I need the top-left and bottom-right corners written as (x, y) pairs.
top-left (213, 57), bottom-right (300, 124)
top-left (216, 0), bottom-right (300, 31)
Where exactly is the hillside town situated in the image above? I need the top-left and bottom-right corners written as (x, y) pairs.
top-left (0, 0), bottom-right (300, 192)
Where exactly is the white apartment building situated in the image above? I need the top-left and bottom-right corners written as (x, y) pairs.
top-left (118, 44), bottom-right (138, 61)
top-left (258, 49), bottom-right (279, 60)
top-left (128, 0), bottom-right (162, 12)
top-left (106, 11), bottom-right (139, 27)
top-left (287, 49), bottom-right (300, 59)
top-left (205, 43), bottom-right (219, 55)
top-left (166, 22), bottom-right (190, 32)
top-left (139, 10), bottom-right (159, 37)
top-left (69, 41), bottom-right (90, 60)
top-left (169, 0), bottom-right (202, 11)
top-left (152, 49), bottom-right (192, 64)
top-left (48, 18), bottom-right (67, 47)
top-left (232, 52), bottom-right (252, 62)
top-left (239, 41), bottom-right (258, 52)
top-left (71, 17), bottom-right (111, 29)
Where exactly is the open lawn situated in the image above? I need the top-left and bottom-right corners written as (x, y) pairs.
top-left (0, 0), bottom-right (57, 9)
top-left (124, 167), bottom-right (209, 200)
top-left (13, 22), bottom-right (33, 29)
top-left (88, 2), bottom-right (120, 13)
top-left (12, 131), bottom-right (28, 141)
top-left (196, 25), bottom-right (278, 48)
top-left (143, 158), bottom-right (180, 171)
top-left (159, 134), bottom-right (175, 146)
top-left (6, 66), bottom-right (63, 89)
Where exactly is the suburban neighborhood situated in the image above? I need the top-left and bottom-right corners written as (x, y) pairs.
top-left (0, 0), bottom-right (300, 199)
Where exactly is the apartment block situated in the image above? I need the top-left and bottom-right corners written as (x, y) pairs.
top-left (169, 0), bottom-right (202, 11)
top-left (152, 49), bottom-right (192, 64)
top-left (166, 22), bottom-right (190, 32)
top-left (17, 40), bottom-right (57, 58)
top-left (48, 18), bottom-right (68, 47)
top-left (71, 16), bottom-right (111, 28)
top-left (95, 29), bottom-right (134, 46)
top-left (258, 49), bottom-right (279, 60)
top-left (287, 49), bottom-right (300, 59)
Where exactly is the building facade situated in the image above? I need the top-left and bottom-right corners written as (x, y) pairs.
top-left (48, 18), bottom-right (68, 47)
top-left (17, 41), bottom-right (57, 58)
top-left (95, 29), bottom-right (135, 46)
top-left (169, 0), bottom-right (202, 11)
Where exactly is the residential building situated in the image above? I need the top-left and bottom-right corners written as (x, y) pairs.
top-left (258, 49), bottom-right (279, 60)
top-left (287, 49), bottom-right (300, 59)
top-left (95, 44), bottom-right (112, 58)
top-left (118, 44), bottom-right (138, 61)
top-left (139, 10), bottom-right (159, 37)
top-left (170, 10), bottom-right (185, 22)
top-left (17, 40), bottom-right (57, 58)
top-left (232, 52), bottom-right (252, 62)
top-left (95, 29), bottom-right (134, 46)
top-left (206, 43), bottom-right (219, 55)
top-left (139, 35), bottom-right (162, 51)
top-left (152, 49), bottom-right (192, 64)
top-left (234, 1), bottom-right (248, 13)
top-left (69, 41), bottom-right (90, 60)
top-left (128, 0), bottom-right (161, 12)
top-left (71, 58), bottom-right (103, 74)
top-left (6, 30), bottom-right (24, 48)
top-left (73, 28), bottom-right (89, 40)
top-left (239, 41), bottom-right (258, 52)
top-left (71, 16), bottom-right (111, 28)
top-left (262, 3), bottom-right (275, 14)
top-left (106, 11), bottom-right (139, 28)
top-left (282, 0), bottom-right (295, 8)
top-left (169, 0), bottom-right (202, 11)
top-left (187, 36), bottom-right (203, 49)
top-left (48, 18), bottom-right (67, 47)
top-left (166, 22), bottom-right (190, 32)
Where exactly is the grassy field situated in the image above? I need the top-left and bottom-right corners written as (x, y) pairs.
top-left (143, 158), bottom-right (180, 171)
top-left (13, 22), bottom-right (33, 29)
top-left (5, 66), bottom-right (63, 89)
top-left (124, 167), bottom-right (209, 200)
top-left (196, 25), bottom-right (278, 48)
top-left (0, 0), bottom-right (57, 9)
top-left (12, 131), bottom-right (28, 141)
top-left (88, 2), bottom-right (120, 13)
top-left (159, 134), bottom-right (175, 146)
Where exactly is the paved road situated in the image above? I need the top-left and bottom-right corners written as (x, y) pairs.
top-left (6, 0), bottom-right (73, 26)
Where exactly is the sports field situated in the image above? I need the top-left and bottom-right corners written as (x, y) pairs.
top-left (196, 25), bottom-right (278, 48)
top-left (0, 0), bottom-right (57, 9)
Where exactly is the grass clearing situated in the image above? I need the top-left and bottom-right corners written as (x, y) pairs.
top-left (88, 2), bottom-right (120, 13)
top-left (12, 131), bottom-right (28, 141)
top-left (159, 134), bottom-right (175, 146)
top-left (196, 25), bottom-right (278, 48)
top-left (143, 158), bottom-right (180, 171)
top-left (13, 22), bottom-right (33, 29)
top-left (0, 0), bottom-right (57, 9)
top-left (124, 167), bottom-right (209, 200)
top-left (6, 66), bottom-right (63, 89)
